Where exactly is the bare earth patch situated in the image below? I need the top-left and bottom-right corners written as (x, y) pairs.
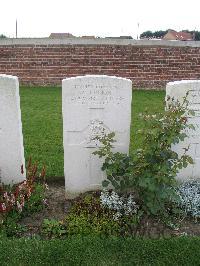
top-left (19, 183), bottom-right (200, 238)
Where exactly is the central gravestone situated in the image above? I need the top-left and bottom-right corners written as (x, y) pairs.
top-left (62, 75), bottom-right (132, 198)
top-left (0, 74), bottom-right (26, 184)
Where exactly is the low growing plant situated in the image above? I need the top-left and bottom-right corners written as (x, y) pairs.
top-left (177, 179), bottom-right (200, 221)
top-left (42, 192), bottom-right (141, 238)
top-left (65, 192), bottom-right (122, 236)
top-left (94, 95), bottom-right (194, 217)
top-left (100, 190), bottom-right (139, 220)
top-left (42, 219), bottom-right (67, 238)
top-left (0, 159), bottom-right (47, 237)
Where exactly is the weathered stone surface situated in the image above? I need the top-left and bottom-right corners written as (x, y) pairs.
top-left (62, 75), bottom-right (132, 198)
top-left (0, 74), bottom-right (26, 184)
top-left (166, 80), bottom-right (200, 181)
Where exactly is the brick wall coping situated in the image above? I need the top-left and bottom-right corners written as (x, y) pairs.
top-left (0, 38), bottom-right (200, 47)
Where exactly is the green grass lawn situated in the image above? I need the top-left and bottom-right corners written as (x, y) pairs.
top-left (0, 236), bottom-right (200, 265)
top-left (20, 87), bottom-right (63, 179)
top-left (20, 87), bottom-right (165, 179)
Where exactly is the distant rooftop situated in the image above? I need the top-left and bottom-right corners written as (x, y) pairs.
top-left (163, 30), bottom-right (194, 41)
top-left (49, 33), bottom-right (134, 40)
top-left (106, 36), bottom-right (133, 39)
top-left (81, 35), bottom-right (96, 39)
top-left (49, 33), bottom-right (75, 38)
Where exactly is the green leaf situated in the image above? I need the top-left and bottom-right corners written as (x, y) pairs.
top-left (102, 180), bottom-right (110, 187)
top-left (187, 157), bottom-right (194, 164)
top-left (120, 180), bottom-right (126, 190)
top-left (112, 180), bottom-right (120, 190)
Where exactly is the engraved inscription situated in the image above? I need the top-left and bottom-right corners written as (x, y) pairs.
top-left (188, 90), bottom-right (200, 110)
top-left (66, 84), bottom-right (124, 105)
top-left (189, 90), bottom-right (200, 103)
top-left (194, 142), bottom-right (200, 158)
top-left (185, 116), bottom-right (200, 137)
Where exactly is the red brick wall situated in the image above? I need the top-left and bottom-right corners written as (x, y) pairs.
top-left (0, 39), bottom-right (200, 88)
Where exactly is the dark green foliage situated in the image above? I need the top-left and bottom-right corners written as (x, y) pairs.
top-left (194, 31), bottom-right (200, 41)
top-left (0, 214), bottom-right (26, 237)
top-left (0, 34), bottom-right (6, 38)
top-left (140, 30), bottom-right (154, 38)
top-left (0, 236), bottom-right (199, 265)
top-left (94, 96), bottom-right (194, 216)
top-left (154, 30), bottom-right (168, 38)
top-left (140, 30), bottom-right (167, 38)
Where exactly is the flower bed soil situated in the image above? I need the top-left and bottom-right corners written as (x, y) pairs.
top-left (19, 182), bottom-right (200, 238)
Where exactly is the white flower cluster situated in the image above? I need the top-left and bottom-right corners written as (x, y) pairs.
top-left (177, 179), bottom-right (200, 219)
top-left (100, 190), bottom-right (138, 220)
top-left (1, 191), bottom-right (25, 213)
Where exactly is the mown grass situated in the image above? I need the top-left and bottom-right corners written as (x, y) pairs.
top-left (20, 87), bottom-right (165, 179)
top-left (0, 236), bottom-right (199, 265)
top-left (20, 87), bottom-right (63, 179)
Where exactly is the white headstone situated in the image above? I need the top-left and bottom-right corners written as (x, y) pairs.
top-left (166, 80), bottom-right (200, 181)
top-left (0, 74), bottom-right (26, 184)
top-left (62, 75), bottom-right (132, 198)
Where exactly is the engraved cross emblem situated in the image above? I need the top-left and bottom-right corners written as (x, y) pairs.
top-left (84, 119), bottom-right (109, 148)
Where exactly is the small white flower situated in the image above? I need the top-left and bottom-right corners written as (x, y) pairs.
top-left (113, 212), bottom-right (122, 221)
top-left (10, 193), bottom-right (15, 204)
top-left (177, 179), bottom-right (200, 219)
top-left (42, 198), bottom-right (48, 206)
top-left (16, 201), bottom-right (23, 212)
top-left (100, 190), bottom-right (138, 220)
top-left (3, 192), bottom-right (8, 198)
top-left (1, 203), bottom-right (6, 211)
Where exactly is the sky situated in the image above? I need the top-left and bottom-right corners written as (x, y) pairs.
top-left (0, 0), bottom-right (200, 38)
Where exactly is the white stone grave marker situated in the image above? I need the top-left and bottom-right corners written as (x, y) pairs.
top-left (0, 74), bottom-right (26, 184)
top-left (166, 80), bottom-right (200, 181)
top-left (62, 75), bottom-right (132, 198)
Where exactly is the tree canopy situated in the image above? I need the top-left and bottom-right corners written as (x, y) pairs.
top-left (140, 30), bottom-right (168, 39)
top-left (140, 30), bottom-right (200, 40)
top-left (0, 34), bottom-right (7, 38)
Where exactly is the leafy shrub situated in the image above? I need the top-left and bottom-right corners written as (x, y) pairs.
top-left (177, 179), bottom-right (200, 220)
top-left (94, 96), bottom-right (194, 217)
